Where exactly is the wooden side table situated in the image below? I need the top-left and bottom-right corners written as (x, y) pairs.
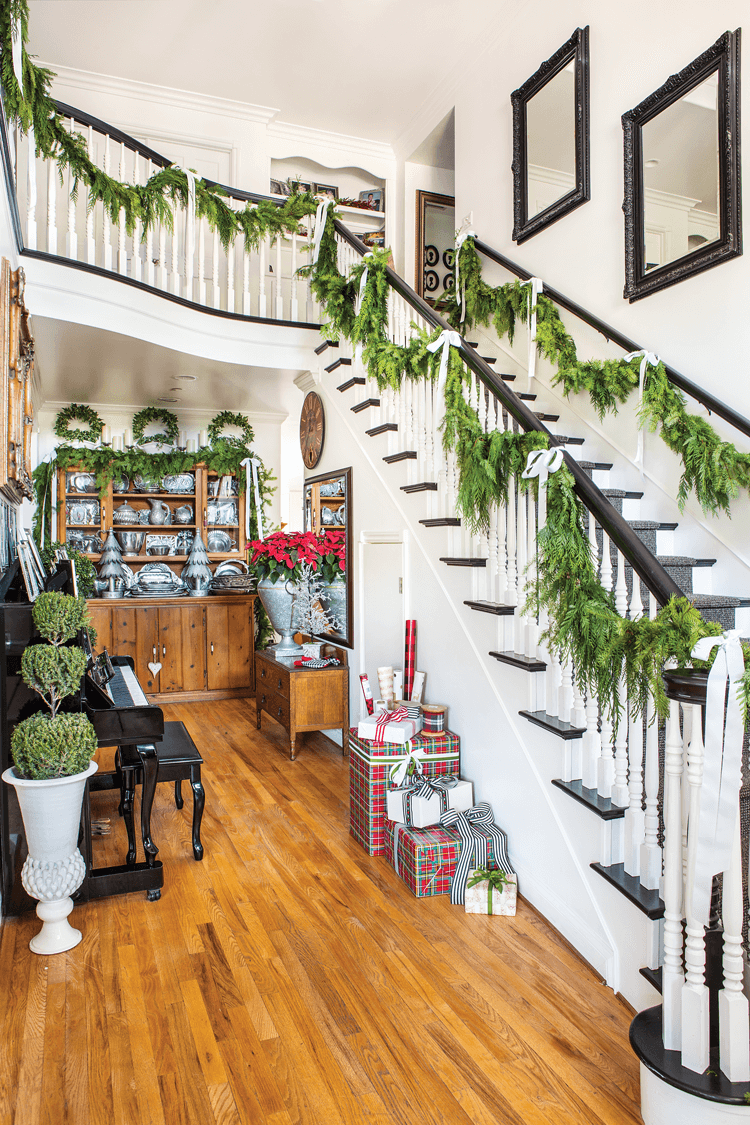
top-left (255, 648), bottom-right (349, 761)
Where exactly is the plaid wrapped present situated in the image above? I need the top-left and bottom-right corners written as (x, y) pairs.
top-left (349, 728), bottom-right (460, 856)
top-left (384, 816), bottom-right (504, 898)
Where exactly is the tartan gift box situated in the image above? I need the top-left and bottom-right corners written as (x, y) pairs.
top-left (349, 729), bottom-right (460, 856)
top-left (384, 817), bottom-right (504, 898)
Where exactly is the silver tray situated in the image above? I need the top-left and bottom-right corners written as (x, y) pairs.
top-left (129, 585), bottom-right (187, 598)
top-left (162, 473), bottom-right (195, 493)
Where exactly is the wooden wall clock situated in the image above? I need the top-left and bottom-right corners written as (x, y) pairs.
top-left (300, 391), bottom-right (325, 469)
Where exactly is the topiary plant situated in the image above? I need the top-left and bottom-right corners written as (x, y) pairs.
top-left (9, 593), bottom-right (98, 780)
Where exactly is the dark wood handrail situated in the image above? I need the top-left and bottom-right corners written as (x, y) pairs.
top-left (336, 219), bottom-right (683, 606)
top-left (474, 238), bottom-right (750, 441)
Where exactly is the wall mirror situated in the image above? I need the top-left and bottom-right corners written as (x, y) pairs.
top-left (415, 190), bottom-right (455, 303)
top-left (511, 27), bottom-right (590, 243)
top-left (622, 30), bottom-right (741, 301)
top-left (303, 466), bottom-right (353, 649)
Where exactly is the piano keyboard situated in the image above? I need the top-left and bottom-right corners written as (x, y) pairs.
top-left (106, 663), bottom-right (150, 708)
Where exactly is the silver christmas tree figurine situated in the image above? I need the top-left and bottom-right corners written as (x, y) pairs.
top-left (181, 534), bottom-right (212, 596)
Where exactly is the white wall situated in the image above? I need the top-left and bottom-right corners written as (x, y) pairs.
top-left (403, 163), bottom-right (455, 294)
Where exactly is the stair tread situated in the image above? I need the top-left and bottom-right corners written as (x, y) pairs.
top-left (590, 862), bottom-right (664, 919)
top-left (464, 600), bottom-right (515, 615)
top-left (440, 557), bottom-right (487, 567)
top-left (551, 778), bottom-right (626, 819)
top-left (619, 554), bottom-right (716, 568)
top-left (421, 518), bottom-right (461, 527)
top-left (325, 357), bottom-right (351, 372)
top-left (534, 413), bottom-right (560, 422)
top-left (639, 966), bottom-right (662, 994)
top-left (383, 451), bottom-right (416, 463)
top-left (490, 651), bottom-right (547, 672)
top-left (556, 435), bottom-right (585, 445)
top-left (366, 423), bottom-right (398, 436)
top-left (401, 482), bottom-right (438, 492)
top-left (602, 489), bottom-right (643, 500)
top-left (351, 398), bottom-right (380, 413)
top-left (517, 392), bottom-right (537, 401)
top-left (690, 593), bottom-right (750, 607)
top-left (577, 461), bottom-right (613, 470)
top-left (337, 376), bottom-right (366, 392)
top-left (519, 711), bottom-right (585, 740)
top-left (314, 339), bottom-right (338, 355)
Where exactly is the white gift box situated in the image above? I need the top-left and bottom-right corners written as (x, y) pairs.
top-left (357, 713), bottom-right (423, 744)
top-left (464, 870), bottom-right (517, 916)
top-left (386, 778), bottom-right (474, 827)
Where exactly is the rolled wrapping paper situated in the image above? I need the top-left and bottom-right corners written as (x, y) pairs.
top-left (421, 704), bottom-right (448, 737)
top-left (377, 666), bottom-right (394, 701)
top-left (404, 621), bottom-right (416, 699)
top-left (395, 701), bottom-right (422, 722)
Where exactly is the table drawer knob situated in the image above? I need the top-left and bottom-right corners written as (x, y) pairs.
top-left (277, 678), bottom-right (283, 690)
top-left (277, 706), bottom-right (283, 718)
top-left (260, 667), bottom-right (267, 679)
top-left (260, 694), bottom-right (266, 705)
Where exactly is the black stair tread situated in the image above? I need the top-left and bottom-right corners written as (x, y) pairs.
top-left (351, 398), bottom-right (380, 413)
top-left (440, 557), bottom-right (487, 567)
top-left (383, 451), bottom-right (416, 463)
top-left (658, 522), bottom-right (678, 530)
top-left (596, 519), bottom-right (660, 530)
top-left (534, 413), bottom-right (560, 422)
top-left (464, 600), bottom-right (515, 615)
top-left (639, 966), bottom-right (662, 994)
top-left (578, 461), bottom-right (613, 471)
top-left (631, 1005), bottom-right (750, 1105)
top-left (590, 862), bottom-right (664, 919)
top-left (517, 392), bottom-right (537, 401)
top-left (500, 373), bottom-right (516, 382)
top-left (401, 482), bottom-right (438, 492)
top-left (690, 593), bottom-right (749, 607)
top-left (337, 376), bottom-right (366, 392)
top-left (556, 435), bottom-right (585, 445)
top-left (602, 489), bottom-right (643, 500)
top-left (620, 554), bottom-right (716, 569)
top-left (519, 711), bottom-right (585, 740)
top-left (325, 357), bottom-right (352, 372)
top-left (551, 778), bottom-right (626, 818)
top-left (490, 651), bottom-right (547, 672)
top-left (421, 518), bottom-right (461, 527)
top-left (314, 339), bottom-right (338, 355)
top-left (365, 423), bottom-right (398, 436)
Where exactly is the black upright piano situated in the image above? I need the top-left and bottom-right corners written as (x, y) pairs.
top-left (0, 558), bottom-right (164, 913)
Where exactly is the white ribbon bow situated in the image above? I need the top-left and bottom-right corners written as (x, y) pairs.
top-left (687, 630), bottom-right (746, 925)
top-left (12, 15), bottom-right (35, 202)
top-left (357, 251), bottom-right (374, 312)
top-left (521, 278), bottom-right (544, 380)
top-left (389, 742), bottom-right (429, 787)
top-left (426, 329), bottom-right (462, 401)
top-left (624, 350), bottom-right (660, 474)
top-left (173, 165), bottom-right (198, 283)
top-left (240, 456), bottom-right (264, 541)
top-left (311, 198), bottom-right (335, 266)
top-left (521, 447), bottom-right (564, 483)
top-left (454, 224), bottom-right (476, 324)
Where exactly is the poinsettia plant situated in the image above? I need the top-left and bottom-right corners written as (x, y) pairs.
top-left (247, 529), bottom-right (346, 585)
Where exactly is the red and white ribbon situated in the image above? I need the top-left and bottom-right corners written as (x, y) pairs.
top-left (372, 706), bottom-right (408, 745)
top-left (624, 349), bottom-right (660, 475)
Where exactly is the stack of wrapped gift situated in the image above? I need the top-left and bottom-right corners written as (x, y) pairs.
top-left (349, 706), bottom-right (460, 856)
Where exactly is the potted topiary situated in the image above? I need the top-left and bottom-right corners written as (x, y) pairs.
top-left (2, 592), bottom-right (99, 954)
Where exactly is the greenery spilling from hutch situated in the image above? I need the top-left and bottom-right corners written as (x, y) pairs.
top-left (305, 206), bottom-right (747, 725)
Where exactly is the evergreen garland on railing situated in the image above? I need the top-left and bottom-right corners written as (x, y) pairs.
top-left (442, 237), bottom-right (750, 517)
top-left (0, 0), bottom-right (318, 249)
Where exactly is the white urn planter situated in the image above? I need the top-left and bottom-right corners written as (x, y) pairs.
top-left (3, 761), bottom-right (98, 954)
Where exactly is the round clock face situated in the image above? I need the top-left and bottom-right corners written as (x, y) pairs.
top-left (300, 391), bottom-right (325, 469)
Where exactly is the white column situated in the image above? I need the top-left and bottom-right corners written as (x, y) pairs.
top-left (681, 704), bottom-right (709, 1073)
top-left (132, 155), bottom-right (142, 282)
top-left (514, 485), bottom-right (527, 654)
top-left (227, 236), bottom-right (236, 313)
top-left (158, 226), bottom-right (167, 291)
top-left (170, 200), bottom-right (180, 295)
top-left (662, 698), bottom-right (685, 1052)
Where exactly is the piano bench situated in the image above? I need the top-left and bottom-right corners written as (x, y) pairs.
top-left (118, 720), bottom-right (205, 863)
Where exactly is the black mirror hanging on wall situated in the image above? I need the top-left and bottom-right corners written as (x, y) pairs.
top-left (622, 29), bottom-right (741, 302)
top-left (511, 26), bottom-right (590, 244)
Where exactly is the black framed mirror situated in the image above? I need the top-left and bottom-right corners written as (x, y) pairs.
top-left (511, 26), bottom-right (590, 244)
top-left (622, 30), bottom-right (741, 302)
top-left (303, 466), bottom-right (353, 649)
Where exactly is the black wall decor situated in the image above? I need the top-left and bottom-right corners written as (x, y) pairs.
top-left (622, 30), bottom-right (741, 301)
top-left (511, 26), bottom-right (590, 243)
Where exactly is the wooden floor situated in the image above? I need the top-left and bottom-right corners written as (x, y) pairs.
top-left (0, 698), bottom-right (642, 1125)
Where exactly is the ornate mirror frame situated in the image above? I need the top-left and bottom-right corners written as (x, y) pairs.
top-left (303, 466), bottom-right (353, 649)
top-left (511, 26), bottom-right (590, 244)
top-left (622, 30), bottom-right (742, 302)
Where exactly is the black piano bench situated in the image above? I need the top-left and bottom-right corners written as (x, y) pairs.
top-left (119, 720), bottom-right (205, 863)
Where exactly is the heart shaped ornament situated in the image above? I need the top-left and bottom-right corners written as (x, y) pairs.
top-left (148, 662), bottom-right (162, 677)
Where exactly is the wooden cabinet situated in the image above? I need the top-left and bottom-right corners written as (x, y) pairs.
top-left (255, 648), bottom-right (349, 761)
top-left (87, 594), bottom-right (255, 702)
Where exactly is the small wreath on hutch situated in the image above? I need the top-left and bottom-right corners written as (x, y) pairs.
top-left (132, 407), bottom-right (180, 447)
top-left (207, 411), bottom-right (255, 447)
top-left (53, 404), bottom-right (103, 444)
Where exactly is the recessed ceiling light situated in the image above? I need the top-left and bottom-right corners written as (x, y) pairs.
top-left (175, 374), bottom-right (198, 381)
top-left (159, 397), bottom-right (178, 403)
top-left (645, 159), bottom-right (660, 168)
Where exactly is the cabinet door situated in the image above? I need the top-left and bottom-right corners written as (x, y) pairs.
top-left (206, 602), bottom-right (252, 691)
top-left (85, 603), bottom-right (112, 651)
top-left (158, 604), bottom-right (205, 693)
top-left (111, 604), bottom-right (160, 693)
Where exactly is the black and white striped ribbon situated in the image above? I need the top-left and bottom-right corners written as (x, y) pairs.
top-left (398, 774), bottom-right (460, 826)
top-left (439, 803), bottom-right (514, 906)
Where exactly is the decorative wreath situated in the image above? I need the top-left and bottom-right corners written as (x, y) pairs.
top-left (132, 407), bottom-right (180, 447)
top-left (207, 411), bottom-right (255, 448)
top-left (53, 403), bottom-right (103, 444)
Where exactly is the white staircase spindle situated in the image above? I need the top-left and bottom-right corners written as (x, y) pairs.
top-left (612, 671), bottom-right (629, 808)
top-left (84, 127), bottom-right (95, 264)
top-left (145, 160), bottom-right (154, 287)
top-left (26, 126), bottom-right (37, 250)
top-left (513, 484), bottom-right (527, 653)
top-left (291, 233), bottom-right (299, 321)
top-left (624, 574), bottom-right (645, 875)
top-left (212, 230), bottom-right (221, 309)
top-left (46, 154), bottom-right (57, 256)
top-left (719, 794), bottom-right (750, 1081)
top-left (117, 142), bottom-right (127, 276)
top-left (597, 703), bottom-right (615, 799)
top-left (242, 234), bottom-right (251, 315)
top-left (158, 225), bottom-right (167, 291)
top-left (640, 595), bottom-right (662, 890)
top-left (558, 660), bottom-right (573, 724)
top-left (102, 135), bottom-right (112, 270)
top-left (170, 201), bottom-right (180, 295)
top-left (581, 691), bottom-right (600, 789)
top-left (681, 704), bottom-right (710, 1073)
top-left (275, 238), bottom-right (283, 319)
top-left (197, 218), bottom-right (206, 305)
top-left (66, 118), bottom-right (76, 259)
top-left (227, 235), bottom-right (236, 313)
top-left (525, 486), bottom-right (538, 657)
top-left (132, 156), bottom-right (142, 282)
top-left (600, 530), bottom-right (613, 591)
top-left (258, 236), bottom-right (267, 317)
top-left (662, 698), bottom-right (685, 1052)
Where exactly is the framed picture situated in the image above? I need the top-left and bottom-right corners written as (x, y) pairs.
top-left (269, 178), bottom-right (288, 196)
top-left (359, 188), bottom-right (384, 212)
top-left (270, 178), bottom-right (312, 196)
top-left (17, 540), bottom-right (41, 601)
top-left (361, 231), bottom-right (385, 249)
top-left (313, 183), bottom-right (338, 200)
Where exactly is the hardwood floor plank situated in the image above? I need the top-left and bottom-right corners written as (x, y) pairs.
top-left (64, 933), bottom-right (91, 1125)
top-left (181, 977), bottom-right (229, 1088)
top-left (119, 944), bottom-right (167, 1125)
top-left (14, 958), bottom-right (47, 1125)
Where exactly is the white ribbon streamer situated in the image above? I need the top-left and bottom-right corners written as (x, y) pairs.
top-left (357, 251), bottom-right (374, 312)
top-left (687, 630), bottom-right (746, 925)
top-left (521, 446), bottom-right (564, 485)
top-left (454, 224), bottom-right (476, 324)
top-left (624, 349), bottom-right (660, 474)
top-left (389, 742), bottom-right (429, 787)
top-left (426, 329), bottom-right (462, 401)
top-left (521, 278), bottom-right (544, 380)
top-left (311, 198), bottom-right (335, 266)
top-left (174, 165), bottom-right (198, 284)
top-left (241, 456), bottom-right (264, 541)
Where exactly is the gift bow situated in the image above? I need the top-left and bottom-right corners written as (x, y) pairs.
top-left (521, 277), bottom-right (544, 380)
top-left (467, 867), bottom-right (511, 915)
top-left (687, 630), bottom-right (746, 925)
top-left (311, 198), bottom-right (336, 265)
top-left (439, 803), bottom-right (514, 905)
top-left (397, 774), bottom-right (460, 826)
top-left (389, 742), bottom-right (429, 786)
top-left (426, 330), bottom-right (462, 402)
top-left (372, 706), bottom-right (408, 747)
top-left (623, 349), bottom-right (660, 474)
top-left (240, 456), bottom-right (264, 541)
top-left (521, 447), bottom-right (564, 485)
top-left (357, 251), bottom-right (374, 311)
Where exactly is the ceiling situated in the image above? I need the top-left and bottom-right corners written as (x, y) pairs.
top-left (28, 0), bottom-right (504, 144)
top-left (33, 318), bottom-right (297, 417)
